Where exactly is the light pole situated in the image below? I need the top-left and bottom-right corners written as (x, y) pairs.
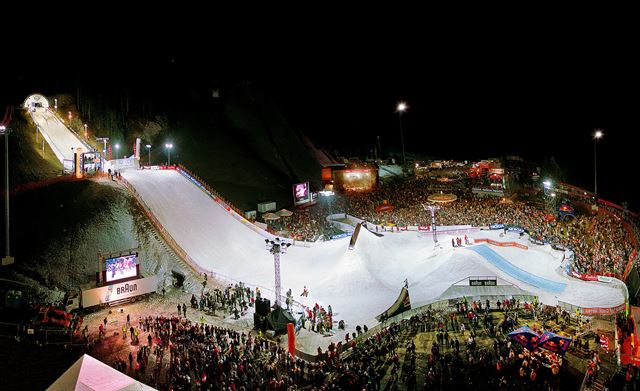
top-left (593, 129), bottom-right (603, 197)
top-left (84, 124), bottom-right (88, 139)
top-left (422, 204), bottom-right (441, 244)
top-left (146, 144), bottom-right (152, 166)
top-left (114, 144), bottom-right (120, 171)
top-left (54, 98), bottom-right (58, 112)
top-left (1, 125), bottom-right (14, 265)
top-left (165, 143), bottom-right (173, 166)
top-left (68, 111), bottom-right (72, 122)
top-left (396, 102), bottom-right (408, 169)
top-left (265, 237), bottom-right (291, 308)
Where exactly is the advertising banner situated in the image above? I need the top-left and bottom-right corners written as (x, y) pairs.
top-left (597, 276), bottom-right (614, 283)
top-left (331, 232), bottom-right (353, 240)
top-left (507, 226), bottom-right (525, 234)
top-left (490, 224), bottom-right (505, 230)
top-left (81, 276), bottom-right (158, 308)
top-left (469, 279), bottom-right (497, 286)
top-left (293, 182), bottom-right (311, 206)
top-left (582, 303), bottom-right (626, 316)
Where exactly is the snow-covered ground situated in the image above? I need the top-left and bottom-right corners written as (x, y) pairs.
top-left (29, 108), bottom-right (88, 164)
top-left (121, 169), bottom-right (626, 350)
top-left (31, 108), bottom-right (625, 352)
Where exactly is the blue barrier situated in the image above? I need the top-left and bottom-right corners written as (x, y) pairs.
top-left (331, 232), bottom-right (353, 240)
top-left (468, 245), bottom-right (567, 293)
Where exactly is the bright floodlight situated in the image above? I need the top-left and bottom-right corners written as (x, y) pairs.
top-left (146, 144), bottom-right (151, 148)
top-left (594, 130), bottom-right (603, 139)
top-left (396, 102), bottom-right (408, 112)
top-left (115, 144), bottom-right (120, 149)
top-left (543, 180), bottom-right (552, 188)
top-left (165, 143), bottom-right (173, 148)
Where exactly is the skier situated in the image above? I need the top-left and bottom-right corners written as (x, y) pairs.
top-left (452, 238), bottom-right (456, 248)
top-left (301, 286), bottom-right (309, 297)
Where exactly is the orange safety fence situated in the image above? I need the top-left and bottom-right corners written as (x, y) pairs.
top-left (473, 238), bottom-right (528, 250)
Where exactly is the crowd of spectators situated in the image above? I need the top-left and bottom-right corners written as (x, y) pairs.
top-left (275, 175), bottom-right (636, 279)
top-left (103, 297), bottom-right (581, 390)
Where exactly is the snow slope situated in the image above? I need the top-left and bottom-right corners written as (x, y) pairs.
top-left (30, 108), bottom-right (87, 163)
top-left (29, 103), bottom-right (625, 350)
top-left (121, 169), bottom-right (626, 329)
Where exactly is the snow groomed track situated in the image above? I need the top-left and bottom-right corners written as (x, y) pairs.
top-left (468, 245), bottom-right (567, 293)
top-left (30, 108), bottom-right (89, 165)
top-left (120, 169), bottom-right (626, 317)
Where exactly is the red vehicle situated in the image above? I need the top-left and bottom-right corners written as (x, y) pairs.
top-left (33, 305), bottom-right (82, 333)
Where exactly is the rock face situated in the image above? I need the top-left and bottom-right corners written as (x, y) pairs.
top-left (2, 179), bottom-right (201, 304)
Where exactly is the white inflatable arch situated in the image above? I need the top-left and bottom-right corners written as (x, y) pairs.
top-left (23, 94), bottom-right (50, 110)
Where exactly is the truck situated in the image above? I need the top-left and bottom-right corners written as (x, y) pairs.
top-left (65, 275), bottom-right (159, 313)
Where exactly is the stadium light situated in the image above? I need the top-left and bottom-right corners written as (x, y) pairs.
top-left (593, 129), bottom-right (604, 196)
top-left (395, 102), bottom-right (408, 169)
top-left (84, 123), bottom-right (87, 139)
top-left (265, 237), bottom-right (292, 307)
top-left (165, 143), bottom-right (173, 165)
top-left (1, 125), bottom-right (14, 265)
top-left (114, 144), bottom-right (120, 169)
top-left (543, 180), bottom-right (552, 188)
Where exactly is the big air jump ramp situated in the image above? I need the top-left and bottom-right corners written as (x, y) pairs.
top-left (468, 244), bottom-right (566, 294)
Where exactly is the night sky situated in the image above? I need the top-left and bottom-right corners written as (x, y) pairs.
top-left (3, 36), bottom-right (638, 210)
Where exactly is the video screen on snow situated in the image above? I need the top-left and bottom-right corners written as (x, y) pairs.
top-left (105, 254), bottom-right (138, 282)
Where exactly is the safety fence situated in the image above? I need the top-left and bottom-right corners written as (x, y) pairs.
top-left (473, 238), bottom-right (528, 250)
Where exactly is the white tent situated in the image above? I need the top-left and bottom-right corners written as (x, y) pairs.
top-left (47, 354), bottom-right (157, 391)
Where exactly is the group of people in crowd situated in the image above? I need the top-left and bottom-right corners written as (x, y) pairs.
top-left (274, 175), bottom-right (637, 280)
top-left (95, 296), bottom-right (587, 390)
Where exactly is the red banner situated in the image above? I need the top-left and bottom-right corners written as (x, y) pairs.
top-left (582, 303), bottom-right (626, 315)
top-left (287, 323), bottom-right (295, 357)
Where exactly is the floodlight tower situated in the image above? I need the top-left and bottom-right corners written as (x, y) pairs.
top-left (593, 129), bottom-right (603, 197)
top-left (265, 237), bottom-right (291, 308)
top-left (396, 102), bottom-right (408, 169)
top-left (1, 125), bottom-right (14, 265)
top-left (422, 204), bottom-right (441, 243)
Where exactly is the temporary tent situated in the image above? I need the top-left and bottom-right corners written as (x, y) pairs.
top-left (47, 354), bottom-right (157, 391)
top-left (508, 326), bottom-right (541, 352)
top-left (268, 306), bottom-right (295, 334)
top-left (263, 212), bottom-right (280, 221)
top-left (538, 331), bottom-right (573, 355)
top-left (277, 209), bottom-right (293, 217)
